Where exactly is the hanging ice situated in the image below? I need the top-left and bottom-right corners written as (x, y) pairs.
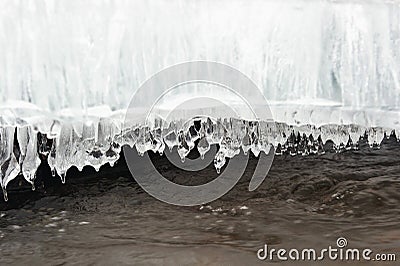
top-left (17, 126), bottom-right (41, 188)
top-left (0, 0), bottom-right (400, 198)
top-left (0, 127), bottom-right (19, 200)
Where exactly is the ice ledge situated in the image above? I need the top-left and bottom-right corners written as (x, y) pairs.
top-left (0, 101), bottom-right (399, 134)
top-left (0, 113), bottom-right (399, 201)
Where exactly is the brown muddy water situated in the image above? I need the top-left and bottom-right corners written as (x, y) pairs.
top-left (1, 142), bottom-right (400, 265)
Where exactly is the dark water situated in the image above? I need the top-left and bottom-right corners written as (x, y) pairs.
top-left (1, 144), bottom-right (400, 265)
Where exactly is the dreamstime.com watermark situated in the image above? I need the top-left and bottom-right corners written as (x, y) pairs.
top-left (257, 237), bottom-right (396, 262)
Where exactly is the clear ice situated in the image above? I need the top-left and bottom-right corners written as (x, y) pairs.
top-left (0, 0), bottom-right (400, 199)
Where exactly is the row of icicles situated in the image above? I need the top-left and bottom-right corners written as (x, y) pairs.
top-left (1, 119), bottom-right (399, 201)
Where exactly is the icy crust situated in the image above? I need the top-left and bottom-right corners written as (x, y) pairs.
top-left (1, 118), bottom-right (400, 201)
top-left (1, 103), bottom-right (399, 137)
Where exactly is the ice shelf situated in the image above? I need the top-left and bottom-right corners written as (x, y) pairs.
top-left (1, 0), bottom-right (400, 199)
top-left (0, 118), bottom-right (399, 201)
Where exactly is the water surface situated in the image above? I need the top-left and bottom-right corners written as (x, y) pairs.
top-left (1, 145), bottom-right (400, 265)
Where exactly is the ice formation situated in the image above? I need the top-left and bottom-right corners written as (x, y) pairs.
top-left (1, 0), bottom-right (400, 199)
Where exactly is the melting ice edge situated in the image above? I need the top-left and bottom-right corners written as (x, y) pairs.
top-left (1, 117), bottom-right (399, 201)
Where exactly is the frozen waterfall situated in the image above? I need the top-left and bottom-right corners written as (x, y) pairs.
top-left (0, 0), bottom-right (400, 198)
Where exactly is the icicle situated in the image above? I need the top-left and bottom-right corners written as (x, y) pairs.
top-left (241, 132), bottom-right (251, 155)
top-left (0, 127), bottom-right (19, 199)
top-left (177, 131), bottom-right (190, 161)
top-left (214, 150), bottom-right (226, 174)
top-left (17, 126), bottom-right (41, 186)
top-left (197, 137), bottom-right (210, 160)
top-left (164, 131), bottom-right (178, 152)
top-left (60, 172), bottom-right (66, 184)
top-left (2, 187), bottom-right (8, 202)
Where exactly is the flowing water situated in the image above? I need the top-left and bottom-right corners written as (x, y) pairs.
top-left (1, 143), bottom-right (400, 265)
